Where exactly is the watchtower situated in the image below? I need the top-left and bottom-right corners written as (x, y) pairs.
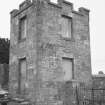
top-left (9, 0), bottom-right (92, 105)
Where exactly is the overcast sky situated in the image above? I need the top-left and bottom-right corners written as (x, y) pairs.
top-left (0, 0), bottom-right (105, 74)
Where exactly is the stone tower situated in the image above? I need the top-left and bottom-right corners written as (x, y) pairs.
top-left (9, 0), bottom-right (92, 105)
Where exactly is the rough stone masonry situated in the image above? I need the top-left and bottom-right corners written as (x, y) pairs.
top-left (9, 0), bottom-right (92, 105)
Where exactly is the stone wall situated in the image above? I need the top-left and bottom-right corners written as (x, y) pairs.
top-left (0, 64), bottom-right (9, 90)
top-left (92, 74), bottom-right (105, 89)
top-left (9, 0), bottom-right (37, 100)
top-left (9, 0), bottom-right (92, 105)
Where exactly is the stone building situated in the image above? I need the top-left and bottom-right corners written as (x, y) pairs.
top-left (92, 71), bottom-right (105, 89)
top-left (9, 0), bottom-right (92, 105)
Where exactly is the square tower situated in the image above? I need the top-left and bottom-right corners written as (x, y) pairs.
top-left (9, 0), bottom-right (92, 105)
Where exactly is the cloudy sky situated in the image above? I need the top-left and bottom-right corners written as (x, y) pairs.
top-left (0, 0), bottom-right (105, 74)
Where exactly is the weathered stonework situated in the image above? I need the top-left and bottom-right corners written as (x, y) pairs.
top-left (9, 0), bottom-right (92, 105)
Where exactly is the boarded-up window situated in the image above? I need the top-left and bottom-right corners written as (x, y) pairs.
top-left (19, 58), bottom-right (26, 93)
top-left (62, 58), bottom-right (73, 81)
top-left (19, 16), bottom-right (27, 40)
top-left (62, 16), bottom-right (72, 38)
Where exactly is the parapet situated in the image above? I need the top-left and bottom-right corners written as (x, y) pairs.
top-left (47, 0), bottom-right (89, 16)
top-left (19, 0), bottom-right (32, 10)
top-left (79, 7), bottom-right (90, 15)
top-left (58, 0), bottom-right (73, 8)
top-left (10, 0), bottom-right (90, 17)
top-left (10, 9), bottom-right (19, 17)
top-left (10, 0), bottom-right (33, 17)
top-left (50, 0), bottom-right (89, 16)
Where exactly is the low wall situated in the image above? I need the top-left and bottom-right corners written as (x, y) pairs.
top-left (0, 63), bottom-right (9, 90)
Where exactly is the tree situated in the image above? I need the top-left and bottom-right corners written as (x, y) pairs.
top-left (0, 38), bottom-right (10, 64)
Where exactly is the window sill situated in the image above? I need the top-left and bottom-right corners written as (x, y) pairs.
top-left (61, 36), bottom-right (75, 42)
top-left (18, 38), bottom-right (26, 43)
